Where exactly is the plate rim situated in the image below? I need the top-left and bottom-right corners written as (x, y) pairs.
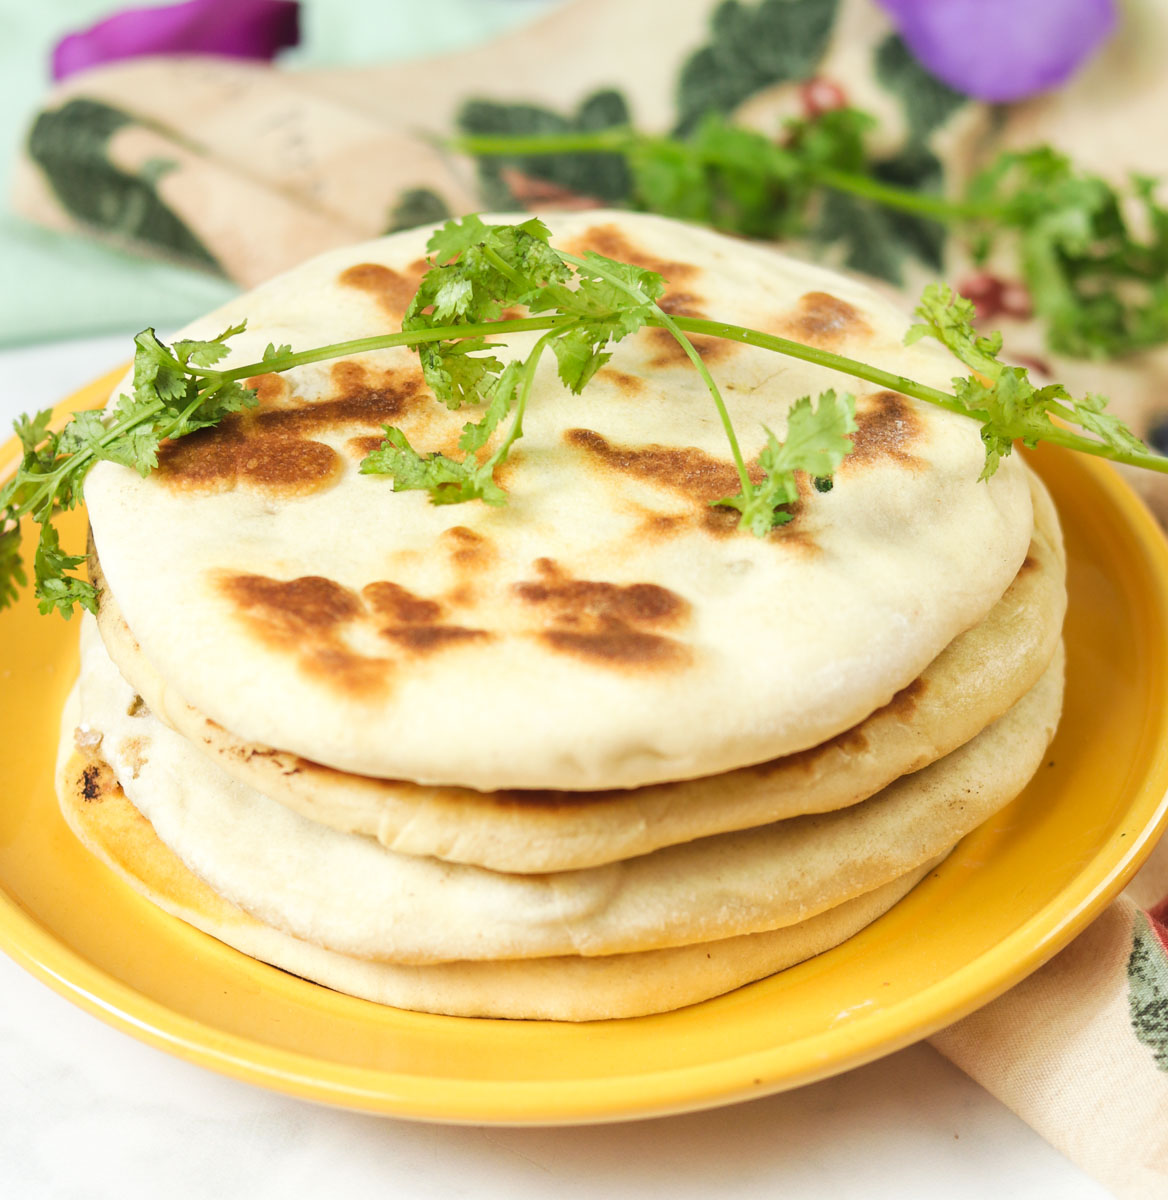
top-left (2, 370), bottom-right (1168, 1126)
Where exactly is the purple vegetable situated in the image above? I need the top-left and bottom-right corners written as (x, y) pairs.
top-left (876, 0), bottom-right (1117, 102)
top-left (52, 0), bottom-right (300, 82)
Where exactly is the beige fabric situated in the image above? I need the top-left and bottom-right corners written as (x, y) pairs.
top-left (83, 211), bottom-right (1034, 792)
top-left (932, 902), bottom-right (1168, 1200)
top-left (55, 719), bottom-right (938, 1021)
top-left (75, 614), bottom-right (1064, 963)
top-left (93, 469), bottom-right (1065, 872)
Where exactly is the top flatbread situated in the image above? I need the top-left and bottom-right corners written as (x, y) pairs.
top-left (91, 468), bottom-right (1064, 871)
top-left (83, 211), bottom-right (1034, 790)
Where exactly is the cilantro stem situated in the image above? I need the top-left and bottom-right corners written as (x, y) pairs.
top-left (450, 130), bottom-right (1000, 227)
top-left (809, 165), bottom-right (998, 224)
top-left (491, 327), bottom-right (561, 466)
top-left (199, 318), bottom-right (565, 382)
top-left (193, 308), bottom-right (1168, 477)
top-left (670, 317), bottom-right (967, 415)
top-left (651, 312), bottom-right (753, 495)
top-left (1017, 422), bottom-right (1168, 473)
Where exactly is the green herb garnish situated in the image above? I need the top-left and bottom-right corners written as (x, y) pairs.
top-left (0, 325), bottom-right (258, 616)
top-left (3, 215), bottom-right (1165, 617)
top-left (452, 112), bottom-right (1168, 360)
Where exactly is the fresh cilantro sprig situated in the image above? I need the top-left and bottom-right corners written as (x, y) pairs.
top-left (452, 112), bottom-right (1168, 360)
top-left (4, 215), bottom-right (1166, 618)
top-left (0, 324), bottom-right (259, 616)
top-left (907, 283), bottom-right (1150, 478)
top-left (359, 215), bottom-right (853, 530)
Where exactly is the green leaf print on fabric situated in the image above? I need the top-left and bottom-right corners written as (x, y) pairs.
top-left (816, 34), bottom-right (968, 284)
top-left (386, 187), bottom-right (452, 234)
top-left (675, 0), bottom-right (840, 134)
top-left (874, 33), bottom-right (968, 141)
top-left (457, 90), bottom-right (633, 210)
top-left (27, 98), bottom-right (221, 272)
top-left (1127, 910), bottom-right (1168, 1072)
top-left (816, 142), bottom-right (946, 283)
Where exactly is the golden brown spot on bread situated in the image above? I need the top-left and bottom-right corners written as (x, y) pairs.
top-left (156, 420), bottom-right (246, 491)
top-left (541, 626), bottom-right (689, 667)
top-left (571, 428), bottom-right (818, 549)
top-left (517, 557), bottom-right (688, 626)
top-left (1019, 554), bottom-right (1038, 574)
top-left (156, 363), bottom-right (424, 497)
top-left (875, 676), bottom-right (927, 722)
top-left (157, 427), bottom-right (342, 498)
top-left (219, 570), bottom-right (490, 691)
top-left (218, 572), bottom-right (385, 696)
top-left (347, 434), bottom-right (386, 459)
top-left (776, 292), bottom-right (872, 349)
top-left (339, 262), bottom-right (425, 320)
top-left (515, 558), bottom-right (690, 669)
top-left (842, 391), bottom-right (924, 472)
top-left (381, 625), bottom-right (489, 653)
top-left (256, 364), bottom-right (421, 436)
top-left (598, 368), bottom-right (645, 395)
top-left (567, 428), bottom-right (742, 502)
top-left (302, 645), bottom-right (391, 694)
top-left (363, 581), bottom-right (443, 624)
top-left (443, 525), bottom-right (494, 568)
top-left (223, 574), bottom-right (363, 639)
top-left (238, 438), bottom-right (344, 495)
top-left (244, 372), bottom-right (292, 407)
top-left (568, 225), bottom-right (699, 284)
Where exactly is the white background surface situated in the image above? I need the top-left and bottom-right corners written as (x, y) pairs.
top-left (0, 337), bottom-right (1114, 1199)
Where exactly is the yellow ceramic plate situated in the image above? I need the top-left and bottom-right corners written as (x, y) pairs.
top-left (3, 367), bottom-right (1168, 1126)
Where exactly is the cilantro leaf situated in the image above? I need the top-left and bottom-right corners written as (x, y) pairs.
top-left (908, 283), bottom-right (1150, 478)
top-left (0, 323), bottom-right (259, 616)
top-left (33, 523), bottom-right (95, 618)
top-left (532, 251), bottom-right (664, 392)
top-left (360, 426), bottom-right (507, 506)
top-left (403, 215), bottom-right (570, 410)
top-left (717, 390), bottom-right (857, 535)
top-left (0, 519), bottom-right (25, 611)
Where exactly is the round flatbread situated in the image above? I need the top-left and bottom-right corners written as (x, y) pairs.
top-left (74, 615), bottom-right (1064, 963)
top-left (56, 726), bottom-right (940, 1020)
top-left (83, 210), bottom-right (1034, 790)
top-left (92, 468), bottom-right (1065, 871)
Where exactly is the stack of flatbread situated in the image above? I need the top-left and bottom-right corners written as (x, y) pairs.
top-left (55, 212), bottom-right (1067, 1020)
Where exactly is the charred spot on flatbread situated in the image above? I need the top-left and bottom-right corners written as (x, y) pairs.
top-left (252, 362), bottom-right (423, 436)
top-left (441, 526), bottom-right (495, 569)
top-left (156, 422), bottom-right (344, 498)
top-left (775, 291), bottom-right (873, 349)
top-left (514, 557), bottom-right (691, 669)
top-left (77, 751), bottom-right (116, 803)
top-left (841, 391), bottom-right (925, 473)
top-left (597, 368), bottom-right (646, 395)
top-left (217, 571), bottom-right (490, 692)
top-left (155, 363), bottom-right (427, 498)
top-left (568, 428), bottom-right (817, 547)
top-left (567, 225), bottom-right (700, 285)
top-left (338, 260), bottom-right (429, 321)
top-left (567, 428), bottom-right (743, 503)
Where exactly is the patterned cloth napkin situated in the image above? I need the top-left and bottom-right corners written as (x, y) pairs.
top-left (11, 1), bottom-right (1168, 1193)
